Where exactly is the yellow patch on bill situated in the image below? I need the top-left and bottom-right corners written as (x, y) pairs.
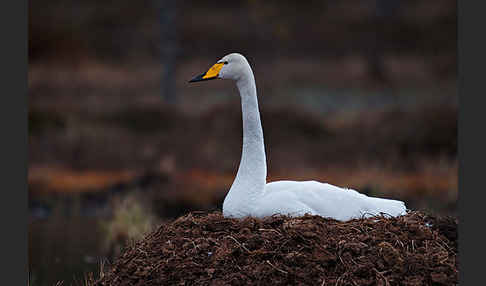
top-left (203, 63), bottom-right (224, 79)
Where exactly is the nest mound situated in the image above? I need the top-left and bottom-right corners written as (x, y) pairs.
top-left (95, 211), bottom-right (457, 286)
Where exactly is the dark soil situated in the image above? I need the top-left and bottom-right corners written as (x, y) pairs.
top-left (94, 211), bottom-right (457, 286)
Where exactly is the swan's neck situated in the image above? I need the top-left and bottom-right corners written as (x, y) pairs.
top-left (223, 71), bottom-right (267, 217)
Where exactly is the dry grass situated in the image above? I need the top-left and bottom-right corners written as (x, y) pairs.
top-left (100, 194), bottom-right (159, 258)
top-left (28, 166), bottom-right (139, 194)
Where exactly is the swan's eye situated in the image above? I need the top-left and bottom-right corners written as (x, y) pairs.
top-left (223, 61), bottom-right (228, 65)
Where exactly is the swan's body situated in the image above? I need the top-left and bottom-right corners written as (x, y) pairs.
top-left (190, 53), bottom-right (406, 221)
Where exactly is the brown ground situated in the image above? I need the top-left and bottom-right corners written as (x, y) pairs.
top-left (94, 211), bottom-right (457, 286)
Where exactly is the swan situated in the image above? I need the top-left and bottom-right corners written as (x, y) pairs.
top-left (189, 53), bottom-right (406, 221)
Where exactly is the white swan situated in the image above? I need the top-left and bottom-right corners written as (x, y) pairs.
top-left (189, 53), bottom-right (406, 221)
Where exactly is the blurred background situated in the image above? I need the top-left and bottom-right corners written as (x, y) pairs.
top-left (28, 0), bottom-right (457, 285)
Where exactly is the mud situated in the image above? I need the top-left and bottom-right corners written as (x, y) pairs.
top-left (95, 211), bottom-right (457, 285)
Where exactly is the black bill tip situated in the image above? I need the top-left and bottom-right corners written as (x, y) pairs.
top-left (189, 73), bottom-right (217, 83)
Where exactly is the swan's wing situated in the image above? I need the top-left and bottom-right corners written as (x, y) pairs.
top-left (258, 180), bottom-right (405, 221)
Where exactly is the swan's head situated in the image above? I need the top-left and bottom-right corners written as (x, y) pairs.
top-left (189, 53), bottom-right (251, 83)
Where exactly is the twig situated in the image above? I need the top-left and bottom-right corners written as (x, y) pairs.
top-left (265, 260), bottom-right (288, 274)
top-left (225, 235), bottom-right (251, 253)
top-left (373, 268), bottom-right (390, 286)
top-left (259, 228), bottom-right (282, 235)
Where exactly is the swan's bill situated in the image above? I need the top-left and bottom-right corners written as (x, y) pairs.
top-left (189, 62), bottom-right (224, 83)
